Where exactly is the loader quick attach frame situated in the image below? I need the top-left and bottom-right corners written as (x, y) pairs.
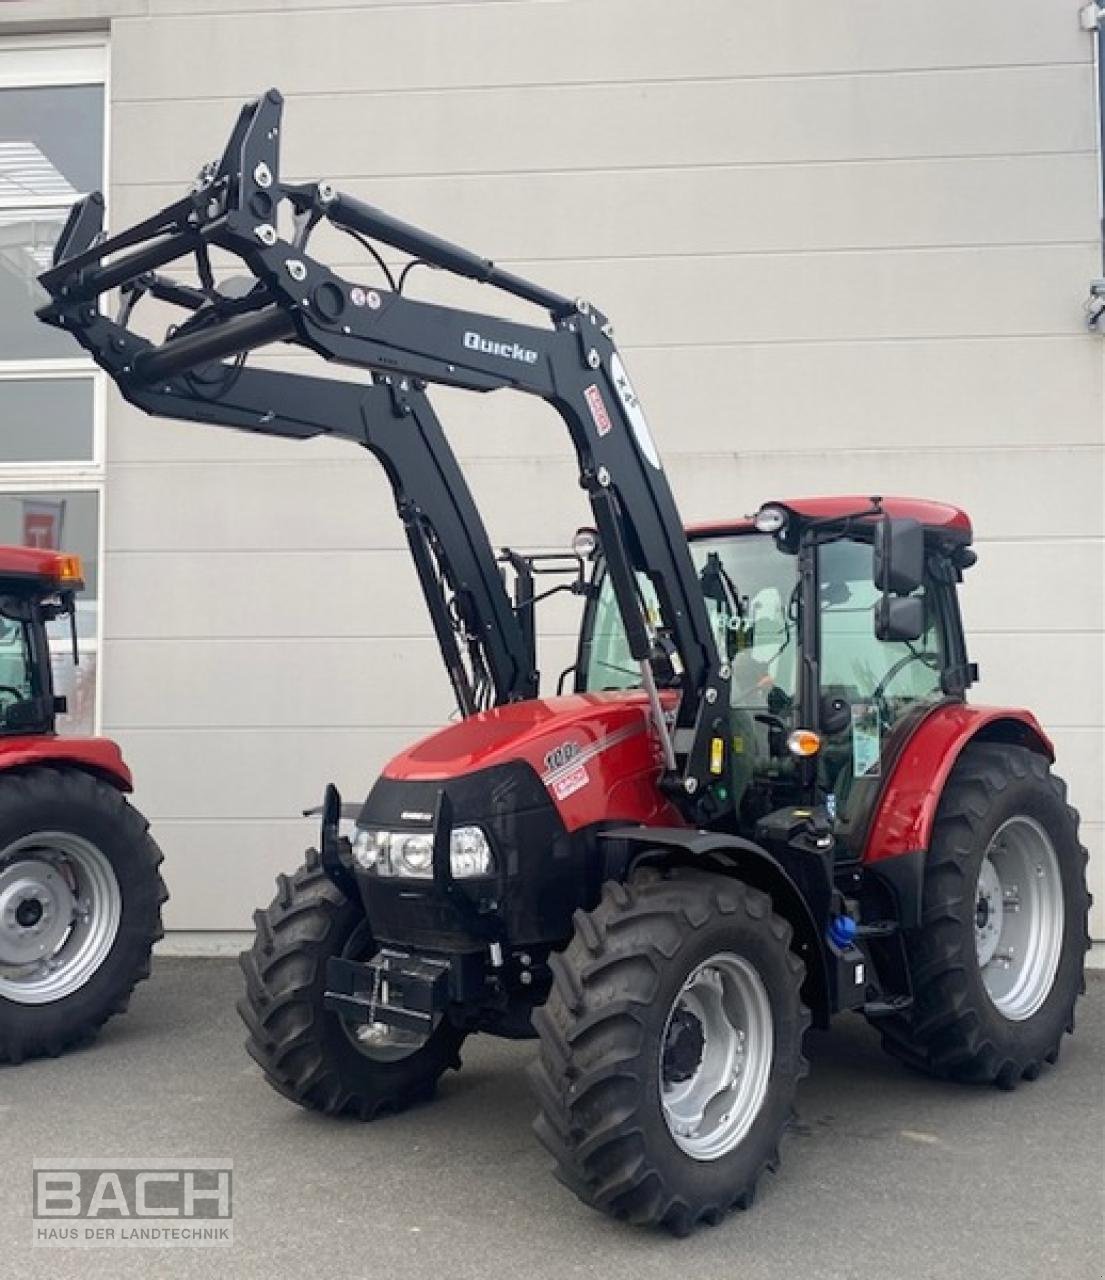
top-left (37, 88), bottom-right (732, 819)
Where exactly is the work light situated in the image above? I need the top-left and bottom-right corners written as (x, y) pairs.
top-left (351, 826), bottom-right (494, 879)
top-left (752, 504), bottom-right (788, 534)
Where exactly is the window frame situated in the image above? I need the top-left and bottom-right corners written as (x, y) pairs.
top-left (0, 34), bottom-right (108, 734)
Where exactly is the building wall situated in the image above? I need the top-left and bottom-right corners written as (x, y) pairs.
top-left (7, 0), bottom-right (1103, 935)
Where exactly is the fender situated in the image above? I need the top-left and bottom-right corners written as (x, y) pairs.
top-left (599, 826), bottom-right (832, 1028)
top-left (863, 704), bottom-right (1053, 865)
top-left (0, 736), bottom-right (133, 791)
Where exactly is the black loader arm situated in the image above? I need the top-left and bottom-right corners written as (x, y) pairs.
top-left (37, 88), bottom-right (731, 818)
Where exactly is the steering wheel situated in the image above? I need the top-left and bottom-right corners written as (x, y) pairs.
top-left (0, 685), bottom-right (25, 702)
top-left (870, 651), bottom-right (939, 718)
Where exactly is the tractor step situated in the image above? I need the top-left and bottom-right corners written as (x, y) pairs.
top-left (862, 995), bottom-right (913, 1019)
top-left (855, 920), bottom-right (900, 939)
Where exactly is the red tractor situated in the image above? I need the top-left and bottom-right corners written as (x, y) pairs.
top-left (40, 91), bottom-right (1090, 1233)
top-left (0, 547), bottom-right (165, 1063)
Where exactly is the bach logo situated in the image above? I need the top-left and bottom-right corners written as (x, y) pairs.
top-left (32, 1158), bottom-right (233, 1248)
top-left (463, 330), bottom-right (538, 364)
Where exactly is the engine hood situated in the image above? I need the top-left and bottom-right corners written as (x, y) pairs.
top-left (382, 690), bottom-right (681, 832)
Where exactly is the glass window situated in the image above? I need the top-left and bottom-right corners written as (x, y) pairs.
top-left (0, 376), bottom-right (94, 461)
top-left (0, 43), bottom-right (105, 736)
top-left (581, 534), bottom-right (800, 711)
top-left (819, 538), bottom-right (942, 717)
top-left (584, 572), bottom-right (659, 691)
top-left (0, 82), bottom-right (104, 362)
top-left (0, 612), bottom-right (34, 705)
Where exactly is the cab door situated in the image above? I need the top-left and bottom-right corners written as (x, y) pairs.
top-left (816, 536), bottom-right (947, 853)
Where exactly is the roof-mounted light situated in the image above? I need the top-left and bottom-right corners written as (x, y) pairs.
top-left (53, 554), bottom-right (83, 584)
top-left (753, 504), bottom-right (789, 535)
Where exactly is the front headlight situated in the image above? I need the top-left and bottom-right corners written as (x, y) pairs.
top-left (351, 825), bottom-right (494, 879)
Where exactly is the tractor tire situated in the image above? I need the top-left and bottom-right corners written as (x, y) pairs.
top-left (239, 848), bottom-right (465, 1119)
top-left (878, 743), bottom-right (1090, 1088)
top-left (530, 866), bottom-right (809, 1234)
top-left (0, 766), bottom-right (166, 1064)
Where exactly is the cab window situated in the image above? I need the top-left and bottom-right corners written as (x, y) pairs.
top-left (581, 534), bottom-right (799, 711)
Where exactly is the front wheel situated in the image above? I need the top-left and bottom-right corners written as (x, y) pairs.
top-left (530, 867), bottom-right (809, 1234)
top-left (878, 744), bottom-right (1091, 1086)
top-left (0, 767), bottom-right (166, 1063)
top-left (238, 848), bottom-right (465, 1119)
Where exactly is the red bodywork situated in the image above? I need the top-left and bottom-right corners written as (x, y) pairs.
top-left (863, 704), bottom-right (1052, 862)
top-left (385, 690), bottom-right (682, 833)
top-left (0, 736), bottom-right (133, 791)
top-left (0, 546), bottom-right (85, 587)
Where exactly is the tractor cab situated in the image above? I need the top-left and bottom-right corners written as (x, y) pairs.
top-left (0, 546), bottom-right (83, 738)
top-left (577, 496), bottom-right (976, 855)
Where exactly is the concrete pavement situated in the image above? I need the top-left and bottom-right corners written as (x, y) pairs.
top-left (1, 959), bottom-right (1101, 1280)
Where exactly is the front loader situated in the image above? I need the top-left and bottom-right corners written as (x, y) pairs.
top-left (39, 90), bottom-right (1091, 1233)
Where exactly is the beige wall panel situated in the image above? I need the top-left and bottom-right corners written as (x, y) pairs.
top-left (101, 536), bottom-right (1103, 647)
top-left (103, 636), bottom-right (459, 729)
top-left (101, 629), bottom-right (1100, 736)
top-left (963, 539), bottom-right (1104, 634)
top-left (1042, 731), bottom-right (1104, 826)
top-left (111, 150), bottom-right (1098, 264)
top-left (103, 337), bottom-right (1104, 464)
top-left (967, 634), bottom-right (1103, 728)
top-left (112, 726), bottom-right (427, 821)
top-left (114, 240), bottom-right (1098, 345)
top-left (515, 247), bottom-right (1097, 346)
top-left (152, 820), bottom-right (339, 931)
top-left (110, 66), bottom-right (1095, 186)
top-left (103, 546), bottom-right (586, 640)
top-left (104, 447), bottom-right (1102, 559)
top-left (103, 548), bottom-right (428, 638)
top-left (109, 0), bottom-right (1087, 103)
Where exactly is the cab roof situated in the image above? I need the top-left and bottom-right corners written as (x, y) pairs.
top-left (0, 546), bottom-right (84, 588)
top-left (687, 496), bottom-right (972, 542)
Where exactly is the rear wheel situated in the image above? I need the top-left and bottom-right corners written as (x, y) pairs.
top-left (238, 849), bottom-right (465, 1118)
top-left (0, 767), bottom-right (165, 1063)
top-left (530, 866), bottom-right (809, 1234)
top-left (879, 744), bottom-right (1090, 1086)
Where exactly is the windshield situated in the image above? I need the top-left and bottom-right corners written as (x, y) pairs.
top-left (581, 534), bottom-right (799, 711)
top-left (0, 606), bottom-right (40, 728)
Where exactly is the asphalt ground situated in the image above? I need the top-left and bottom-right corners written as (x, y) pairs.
top-left (0, 958), bottom-right (1101, 1280)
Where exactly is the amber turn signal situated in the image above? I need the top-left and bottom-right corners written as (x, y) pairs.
top-left (786, 728), bottom-right (822, 758)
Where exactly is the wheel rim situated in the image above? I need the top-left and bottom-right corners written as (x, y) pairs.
top-left (338, 923), bottom-right (426, 1063)
top-left (974, 815), bottom-right (1064, 1021)
top-left (659, 951), bottom-right (774, 1162)
top-left (0, 832), bottom-right (121, 1005)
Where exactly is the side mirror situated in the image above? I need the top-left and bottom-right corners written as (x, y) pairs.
top-left (874, 517), bottom-right (924, 597)
top-left (875, 595), bottom-right (925, 643)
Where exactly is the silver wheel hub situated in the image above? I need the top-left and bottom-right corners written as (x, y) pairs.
top-left (0, 834), bottom-right (121, 1005)
top-left (659, 952), bottom-right (774, 1162)
top-left (974, 816), bottom-right (1063, 1021)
